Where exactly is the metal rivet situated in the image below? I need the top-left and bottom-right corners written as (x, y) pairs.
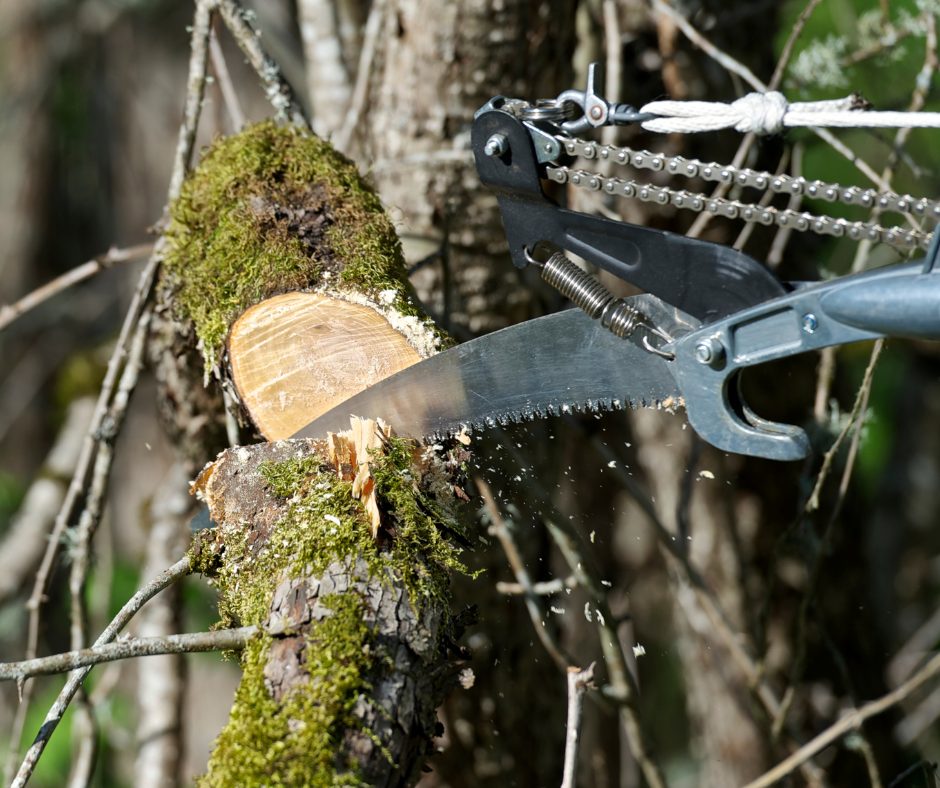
top-left (802, 313), bottom-right (818, 333)
top-left (694, 338), bottom-right (725, 366)
top-left (484, 134), bottom-right (509, 157)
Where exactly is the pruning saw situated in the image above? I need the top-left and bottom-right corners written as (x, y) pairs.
top-left (294, 64), bottom-right (940, 462)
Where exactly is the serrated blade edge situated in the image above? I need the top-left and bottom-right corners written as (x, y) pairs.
top-left (291, 305), bottom-right (682, 442)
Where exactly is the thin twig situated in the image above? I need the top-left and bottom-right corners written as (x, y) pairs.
top-left (743, 649), bottom-right (940, 788)
top-left (167, 0), bottom-right (214, 205)
top-left (216, 0), bottom-right (309, 129)
top-left (767, 141), bottom-right (804, 269)
top-left (651, 0), bottom-right (763, 91)
top-left (805, 340), bottom-right (884, 512)
top-left (561, 663), bottom-right (596, 788)
top-left (774, 342), bottom-right (883, 736)
top-left (476, 476), bottom-right (575, 672)
top-left (11, 557), bottom-right (193, 788)
top-left (491, 431), bottom-right (667, 788)
top-left (0, 242), bottom-right (154, 333)
top-left (334, 0), bottom-right (385, 153)
top-left (209, 22), bottom-right (247, 131)
top-left (601, 0), bottom-right (622, 150)
top-left (733, 147), bottom-right (790, 251)
top-left (769, 0), bottom-right (823, 90)
top-left (0, 627), bottom-right (254, 681)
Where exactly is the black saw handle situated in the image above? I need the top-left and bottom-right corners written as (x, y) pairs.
top-left (471, 103), bottom-right (787, 323)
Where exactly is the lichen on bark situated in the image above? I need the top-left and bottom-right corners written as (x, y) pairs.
top-left (190, 433), bottom-right (475, 787)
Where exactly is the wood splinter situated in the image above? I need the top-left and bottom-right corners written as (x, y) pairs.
top-left (326, 416), bottom-right (392, 538)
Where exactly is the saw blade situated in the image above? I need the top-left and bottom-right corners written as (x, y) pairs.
top-left (291, 301), bottom-right (685, 442)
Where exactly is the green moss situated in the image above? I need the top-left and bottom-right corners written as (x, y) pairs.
top-left (163, 121), bottom-right (447, 374)
top-left (199, 594), bottom-right (377, 788)
top-left (198, 440), bottom-right (472, 786)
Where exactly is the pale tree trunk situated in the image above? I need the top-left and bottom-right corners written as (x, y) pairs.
top-left (355, 0), bottom-right (577, 335)
top-left (134, 463), bottom-right (192, 788)
top-left (630, 409), bottom-right (768, 786)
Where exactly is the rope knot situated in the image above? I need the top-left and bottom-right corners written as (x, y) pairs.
top-left (732, 91), bottom-right (788, 135)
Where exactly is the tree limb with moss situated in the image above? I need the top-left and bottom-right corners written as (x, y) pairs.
top-left (158, 122), bottom-right (474, 785)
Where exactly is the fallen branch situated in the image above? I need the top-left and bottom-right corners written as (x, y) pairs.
top-left (560, 663), bottom-right (596, 788)
top-left (0, 627), bottom-right (254, 682)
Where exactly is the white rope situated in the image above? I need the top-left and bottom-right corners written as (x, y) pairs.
top-left (640, 91), bottom-right (940, 135)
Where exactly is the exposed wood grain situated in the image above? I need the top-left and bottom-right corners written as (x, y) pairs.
top-left (228, 293), bottom-right (421, 440)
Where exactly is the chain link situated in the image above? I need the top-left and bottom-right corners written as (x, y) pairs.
top-left (553, 137), bottom-right (936, 250)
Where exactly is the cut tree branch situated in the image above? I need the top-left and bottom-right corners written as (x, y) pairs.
top-left (561, 663), bottom-right (596, 788)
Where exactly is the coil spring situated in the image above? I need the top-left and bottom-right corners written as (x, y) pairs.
top-left (540, 251), bottom-right (643, 339)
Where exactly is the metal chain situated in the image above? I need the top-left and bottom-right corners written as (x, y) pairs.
top-left (552, 137), bottom-right (936, 250)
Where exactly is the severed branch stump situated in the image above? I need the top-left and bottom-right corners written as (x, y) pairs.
top-left (156, 122), bottom-right (474, 785)
top-left (191, 431), bottom-right (473, 786)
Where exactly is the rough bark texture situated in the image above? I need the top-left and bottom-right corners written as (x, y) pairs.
top-left (358, 0), bottom-right (577, 335)
top-left (191, 435), bottom-right (472, 787)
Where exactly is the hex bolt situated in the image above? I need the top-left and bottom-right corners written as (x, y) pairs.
top-left (694, 337), bottom-right (725, 366)
top-left (802, 313), bottom-right (818, 333)
top-left (484, 134), bottom-right (509, 158)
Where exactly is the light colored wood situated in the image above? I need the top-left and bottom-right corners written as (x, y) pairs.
top-left (327, 416), bottom-right (391, 538)
top-left (228, 293), bottom-right (421, 440)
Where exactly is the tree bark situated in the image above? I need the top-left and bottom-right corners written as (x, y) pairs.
top-left (158, 117), bottom-right (472, 785)
top-left (191, 430), bottom-right (473, 786)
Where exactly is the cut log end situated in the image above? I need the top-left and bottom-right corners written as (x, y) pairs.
top-left (228, 293), bottom-right (423, 440)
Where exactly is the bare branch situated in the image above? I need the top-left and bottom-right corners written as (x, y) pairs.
top-left (651, 0), bottom-right (763, 91)
top-left (769, 0), bottom-right (823, 90)
top-left (743, 649), bottom-right (940, 788)
top-left (10, 556), bottom-right (193, 788)
top-left (561, 663), bottom-right (596, 788)
top-left (167, 0), bottom-right (214, 205)
top-left (767, 141), bottom-right (805, 270)
top-left (0, 627), bottom-right (254, 682)
top-left (476, 476), bottom-right (575, 672)
top-left (334, 0), bottom-right (386, 154)
top-left (209, 22), bottom-right (247, 131)
top-left (216, 0), bottom-right (310, 129)
top-left (0, 242), bottom-right (154, 333)
top-left (806, 340), bottom-right (884, 512)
